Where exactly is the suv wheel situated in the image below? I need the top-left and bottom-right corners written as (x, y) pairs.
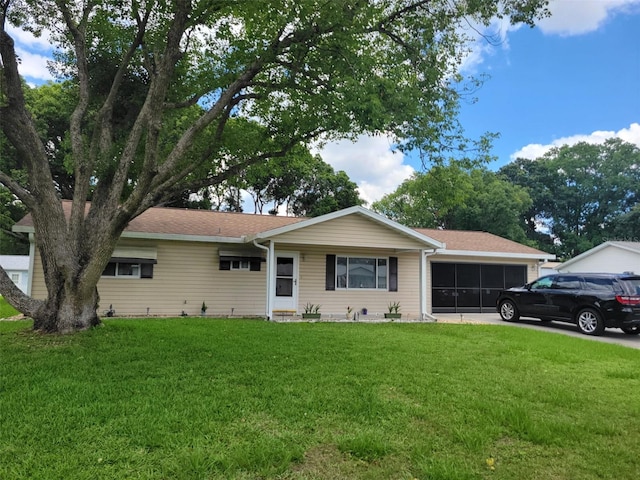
top-left (621, 326), bottom-right (640, 335)
top-left (576, 308), bottom-right (604, 336)
top-left (499, 299), bottom-right (520, 322)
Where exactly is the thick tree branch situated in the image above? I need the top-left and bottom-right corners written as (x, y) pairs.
top-left (0, 170), bottom-right (35, 209)
top-left (89, 2), bottom-right (152, 160)
top-left (148, 127), bottom-right (328, 212)
top-left (0, 266), bottom-right (43, 317)
top-left (56, 0), bottom-right (96, 236)
top-left (0, 29), bottom-right (59, 210)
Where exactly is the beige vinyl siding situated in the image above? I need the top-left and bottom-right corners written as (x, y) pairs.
top-left (291, 244), bottom-right (423, 319)
top-left (29, 251), bottom-right (46, 300)
top-left (30, 239), bottom-right (267, 317)
top-left (272, 214), bottom-right (432, 250)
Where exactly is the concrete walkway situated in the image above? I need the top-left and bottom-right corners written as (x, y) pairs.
top-left (434, 313), bottom-right (640, 350)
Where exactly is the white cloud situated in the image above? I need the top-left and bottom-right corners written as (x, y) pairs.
top-left (511, 122), bottom-right (640, 160)
top-left (538, 0), bottom-right (640, 36)
top-left (315, 135), bottom-right (415, 206)
top-left (15, 48), bottom-right (54, 81)
top-left (6, 25), bottom-right (54, 82)
top-left (459, 17), bottom-right (521, 74)
top-left (6, 24), bottom-right (53, 51)
top-left (459, 0), bottom-right (640, 75)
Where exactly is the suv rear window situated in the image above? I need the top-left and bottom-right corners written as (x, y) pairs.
top-left (622, 278), bottom-right (640, 295)
top-left (582, 276), bottom-right (617, 292)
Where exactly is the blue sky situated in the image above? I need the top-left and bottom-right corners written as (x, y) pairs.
top-left (8, 0), bottom-right (640, 208)
top-left (458, 5), bottom-right (640, 168)
top-left (320, 0), bottom-right (640, 205)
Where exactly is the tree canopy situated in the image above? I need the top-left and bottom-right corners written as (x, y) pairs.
top-left (374, 139), bottom-right (640, 259)
top-left (372, 160), bottom-right (534, 243)
top-left (0, 0), bottom-right (548, 332)
top-left (500, 139), bottom-right (640, 259)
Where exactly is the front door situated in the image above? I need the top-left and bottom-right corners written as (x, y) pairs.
top-left (273, 252), bottom-right (299, 312)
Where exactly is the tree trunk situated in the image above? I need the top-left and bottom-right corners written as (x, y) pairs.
top-left (32, 280), bottom-right (101, 334)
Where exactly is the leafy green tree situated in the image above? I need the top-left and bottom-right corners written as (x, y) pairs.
top-left (610, 204), bottom-right (640, 242)
top-left (0, 188), bottom-right (28, 254)
top-left (500, 139), bottom-right (640, 259)
top-left (448, 169), bottom-right (533, 243)
top-left (290, 157), bottom-right (363, 217)
top-left (372, 162), bottom-right (533, 243)
top-left (0, 0), bottom-right (548, 333)
top-left (372, 162), bottom-right (471, 228)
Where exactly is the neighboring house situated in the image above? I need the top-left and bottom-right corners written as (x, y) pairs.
top-left (14, 203), bottom-right (554, 319)
top-left (540, 261), bottom-right (562, 277)
top-left (0, 255), bottom-right (30, 294)
top-left (557, 241), bottom-right (640, 275)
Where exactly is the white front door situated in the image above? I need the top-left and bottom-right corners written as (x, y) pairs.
top-left (273, 252), bottom-right (299, 312)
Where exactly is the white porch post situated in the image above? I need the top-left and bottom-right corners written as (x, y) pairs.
top-left (267, 241), bottom-right (275, 319)
top-left (420, 249), bottom-right (427, 320)
top-left (420, 249), bottom-right (437, 321)
top-left (253, 239), bottom-right (275, 320)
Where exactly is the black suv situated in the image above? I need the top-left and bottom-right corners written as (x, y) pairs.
top-left (496, 273), bottom-right (640, 336)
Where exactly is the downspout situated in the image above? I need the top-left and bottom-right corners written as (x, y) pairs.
top-left (253, 239), bottom-right (273, 320)
top-left (421, 249), bottom-right (437, 321)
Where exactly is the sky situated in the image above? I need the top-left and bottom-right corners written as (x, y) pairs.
top-left (317, 0), bottom-right (640, 205)
top-left (7, 0), bottom-right (640, 208)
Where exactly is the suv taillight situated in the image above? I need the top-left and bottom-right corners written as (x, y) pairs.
top-left (616, 295), bottom-right (640, 306)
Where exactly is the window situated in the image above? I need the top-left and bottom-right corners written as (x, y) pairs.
top-left (10, 273), bottom-right (20, 284)
top-left (219, 257), bottom-right (262, 271)
top-left (531, 277), bottom-right (553, 289)
top-left (231, 260), bottom-right (250, 270)
top-left (583, 277), bottom-right (616, 292)
top-left (552, 276), bottom-right (581, 290)
top-left (336, 256), bottom-right (388, 289)
top-left (102, 258), bottom-right (155, 278)
top-left (103, 262), bottom-right (141, 278)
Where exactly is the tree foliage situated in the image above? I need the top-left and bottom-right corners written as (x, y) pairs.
top-left (500, 139), bottom-right (640, 259)
top-left (372, 160), bottom-right (533, 242)
top-left (0, 0), bottom-right (548, 332)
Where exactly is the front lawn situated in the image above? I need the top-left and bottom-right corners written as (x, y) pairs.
top-left (0, 296), bottom-right (19, 318)
top-left (1, 319), bottom-right (639, 479)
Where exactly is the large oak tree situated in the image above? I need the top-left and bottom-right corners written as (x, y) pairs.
top-left (0, 0), bottom-right (548, 333)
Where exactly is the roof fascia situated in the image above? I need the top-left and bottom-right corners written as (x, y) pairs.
top-left (248, 206), bottom-right (445, 248)
top-left (609, 242), bottom-right (640, 254)
top-left (434, 249), bottom-right (556, 261)
top-left (560, 241), bottom-right (640, 269)
top-left (12, 225), bottom-right (33, 234)
top-left (13, 224), bottom-right (246, 244)
top-left (119, 232), bottom-right (245, 243)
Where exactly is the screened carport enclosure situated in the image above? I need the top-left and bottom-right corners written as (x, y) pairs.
top-left (431, 263), bottom-right (527, 313)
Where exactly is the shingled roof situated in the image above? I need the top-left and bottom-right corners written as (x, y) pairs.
top-left (14, 202), bottom-right (553, 258)
top-left (14, 201), bottom-right (304, 238)
top-left (414, 228), bottom-right (551, 256)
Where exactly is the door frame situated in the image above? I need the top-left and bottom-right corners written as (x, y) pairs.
top-left (272, 251), bottom-right (299, 312)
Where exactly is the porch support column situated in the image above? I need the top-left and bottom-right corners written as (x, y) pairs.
top-left (266, 241), bottom-right (275, 320)
top-left (420, 249), bottom-right (427, 320)
top-left (253, 239), bottom-right (275, 320)
top-left (420, 249), bottom-right (437, 321)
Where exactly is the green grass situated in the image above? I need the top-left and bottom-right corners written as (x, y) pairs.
top-left (0, 296), bottom-right (19, 318)
top-left (1, 319), bottom-right (639, 479)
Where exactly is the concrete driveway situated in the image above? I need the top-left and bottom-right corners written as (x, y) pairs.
top-left (434, 313), bottom-right (640, 350)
